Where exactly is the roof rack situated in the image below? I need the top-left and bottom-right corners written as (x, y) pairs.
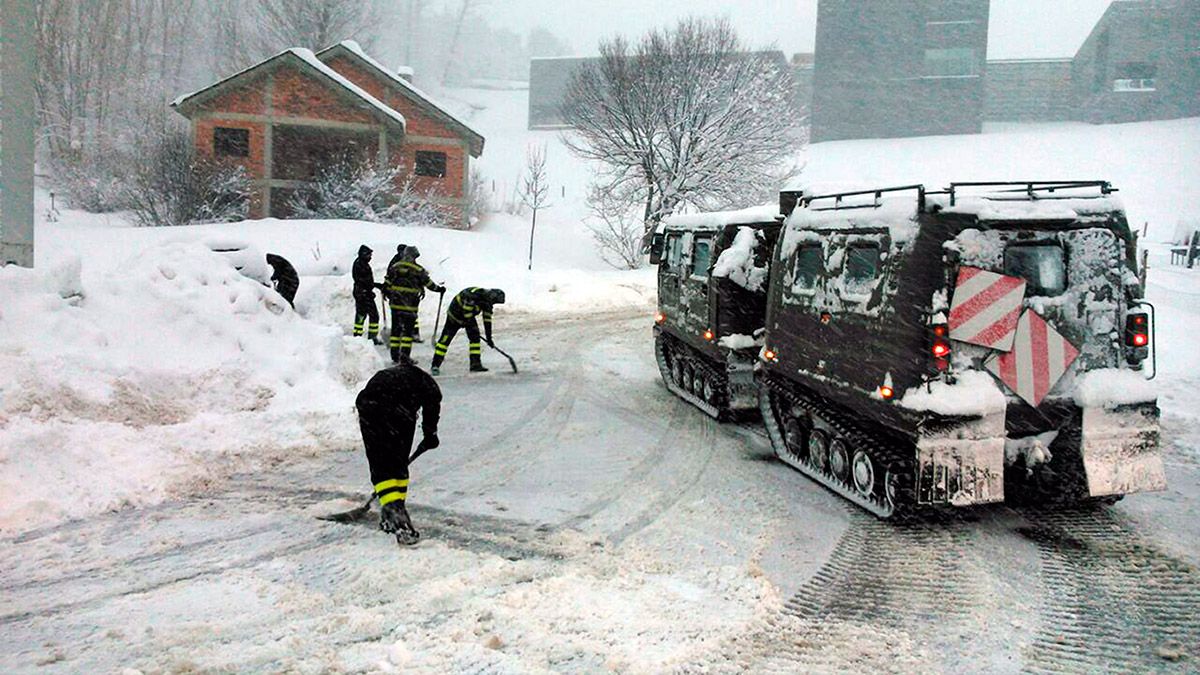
top-left (948, 181), bottom-right (1115, 206)
top-left (800, 184), bottom-right (927, 212)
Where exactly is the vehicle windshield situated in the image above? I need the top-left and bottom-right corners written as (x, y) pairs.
top-left (1004, 243), bottom-right (1067, 296)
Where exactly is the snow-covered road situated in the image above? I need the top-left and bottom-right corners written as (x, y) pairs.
top-left (3, 304), bottom-right (1199, 673)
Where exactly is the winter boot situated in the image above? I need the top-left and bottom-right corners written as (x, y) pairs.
top-left (431, 365), bottom-right (440, 376)
top-left (469, 359), bottom-right (489, 373)
top-left (390, 349), bottom-right (401, 363)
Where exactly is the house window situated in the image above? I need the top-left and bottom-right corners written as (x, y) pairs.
top-left (924, 48), bottom-right (978, 78)
top-left (1113, 62), bottom-right (1157, 91)
top-left (213, 127), bottom-right (249, 157)
top-left (414, 151), bottom-right (447, 178)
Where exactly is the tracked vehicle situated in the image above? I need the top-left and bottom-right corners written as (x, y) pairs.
top-left (757, 182), bottom-right (1164, 516)
top-left (649, 206), bottom-right (783, 420)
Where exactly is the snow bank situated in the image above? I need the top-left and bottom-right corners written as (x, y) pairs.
top-left (899, 370), bottom-right (1008, 417)
top-left (0, 243), bottom-right (379, 533)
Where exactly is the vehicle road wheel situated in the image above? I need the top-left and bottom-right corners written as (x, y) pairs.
top-left (782, 415), bottom-right (806, 461)
top-left (828, 438), bottom-right (850, 483)
top-left (852, 450), bottom-right (875, 498)
top-left (672, 358), bottom-right (685, 388)
top-left (808, 429), bottom-right (830, 473)
top-left (701, 375), bottom-right (716, 404)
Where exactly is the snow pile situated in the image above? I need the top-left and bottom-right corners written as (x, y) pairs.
top-left (718, 333), bottom-right (760, 350)
top-left (1074, 368), bottom-right (1157, 408)
top-left (712, 227), bottom-right (769, 292)
top-left (899, 370), bottom-right (1008, 417)
top-left (0, 243), bottom-right (379, 533)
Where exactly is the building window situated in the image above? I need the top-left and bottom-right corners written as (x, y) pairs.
top-left (414, 151), bottom-right (447, 178)
top-left (213, 127), bottom-right (249, 157)
top-left (924, 48), bottom-right (978, 78)
top-left (1113, 62), bottom-right (1157, 91)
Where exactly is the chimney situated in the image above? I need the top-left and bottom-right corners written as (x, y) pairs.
top-left (396, 65), bottom-right (414, 83)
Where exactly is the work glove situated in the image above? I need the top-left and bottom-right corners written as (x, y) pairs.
top-left (422, 433), bottom-right (439, 450)
top-left (485, 337), bottom-right (495, 348)
top-left (379, 500), bottom-right (414, 535)
top-left (434, 284), bottom-right (446, 294)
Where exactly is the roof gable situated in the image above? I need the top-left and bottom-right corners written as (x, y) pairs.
top-left (172, 48), bottom-right (406, 131)
top-left (316, 40), bottom-right (485, 157)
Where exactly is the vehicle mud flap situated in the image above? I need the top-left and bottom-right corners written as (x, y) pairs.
top-left (724, 351), bottom-right (758, 412)
top-left (915, 411), bottom-right (1006, 506)
top-left (1080, 402), bottom-right (1166, 497)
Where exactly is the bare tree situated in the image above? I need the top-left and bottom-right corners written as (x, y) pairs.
top-left (254, 0), bottom-right (381, 52)
top-left (562, 17), bottom-right (803, 239)
top-left (519, 143), bottom-right (551, 271)
top-left (440, 0), bottom-right (483, 84)
top-left (586, 184), bottom-right (645, 270)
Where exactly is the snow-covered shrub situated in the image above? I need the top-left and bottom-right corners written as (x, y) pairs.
top-left (287, 160), bottom-right (446, 227)
top-left (123, 131), bottom-right (250, 227)
top-left (53, 156), bottom-right (132, 213)
top-left (465, 167), bottom-right (492, 228)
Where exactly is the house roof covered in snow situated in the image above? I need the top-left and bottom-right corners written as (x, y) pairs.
top-left (171, 48), bottom-right (407, 131)
top-left (316, 40), bottom-right (484, 157)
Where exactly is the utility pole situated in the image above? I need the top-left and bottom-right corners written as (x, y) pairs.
top-left (1, 0), bottom-right (37, 267)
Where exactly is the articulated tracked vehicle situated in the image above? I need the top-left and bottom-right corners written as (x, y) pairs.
top-left (650, 206), bottom-right (783, 420)
top-left (653, 182), bottom-right (1165, 517)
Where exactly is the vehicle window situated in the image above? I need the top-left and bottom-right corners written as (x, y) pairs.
top-left (691, 237), bottom-right (712, 279)
top-left (1005, 244), bottom-right (1066, 296)
top-left (791, 245), bottom-right (823, 292)
top-left (665, 234), bottom-right (683, 271)
top-left (843, 245), bottom-right (880, 295)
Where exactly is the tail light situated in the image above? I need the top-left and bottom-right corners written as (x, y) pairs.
top-left (703, 329), bottom-right (715, 341)
top-left (761, 347), bottom-right (779, 363)
top-left (1124, 311), bottom-right (1150, 365)
top-left (928, 322), bottom-right (951, 372)
top-left (655, 311), bottom-right (666, 325)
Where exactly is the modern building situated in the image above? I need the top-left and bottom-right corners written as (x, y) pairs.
top-left (172, 40), bottom-right (484, 225)
top-left (984, 58), bottom-right (1076, 122)
top-left (810, 0), bottom-right (991, 142)
top-left (1072, 0), bottom-right (1200, 124)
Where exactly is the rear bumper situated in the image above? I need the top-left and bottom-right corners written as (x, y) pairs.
top-left (913, 401), bottom-right (1164, 507)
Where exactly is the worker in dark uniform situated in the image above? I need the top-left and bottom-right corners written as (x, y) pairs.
top-left (389, 244), bottom-right (424, 343)
top-left (266, 253), bottom-right (299, 308)
top-left (355, 361), bottom-right (442, 545)
top-left (352, 245), bottom-right (384, 343)
top-left (384, 246), bottom-right (444, 363)
top-left (430, 287), bottom-right (505, 375)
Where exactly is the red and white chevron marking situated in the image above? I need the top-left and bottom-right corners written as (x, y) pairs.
top-left (985, 310), bottom-right (1080, 407)
top-left (948, 266), bottom-right (1027, 352)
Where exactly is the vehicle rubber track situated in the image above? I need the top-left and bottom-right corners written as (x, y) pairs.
top-left (1019, 506), bottom-right (1200, 673)
top-left (655, 331), bottom-right (728, 421)
top-left (759, 375), bottom-right (910, 518)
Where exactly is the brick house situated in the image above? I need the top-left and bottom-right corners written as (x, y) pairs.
top-left (172, 41), bottom-right (484, 226)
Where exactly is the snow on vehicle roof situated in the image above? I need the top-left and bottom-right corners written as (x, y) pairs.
top-left (661, 205), bottom-right (780, 231)
top-left (933, 194), bottom-right (1126, 222)
top-left (172, 48), bottom-right (407, 130)
top-left (785, 193), bottom-right (921, 243)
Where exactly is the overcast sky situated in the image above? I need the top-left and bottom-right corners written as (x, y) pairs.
top-left (476, 0), bottom-right (1115, 60)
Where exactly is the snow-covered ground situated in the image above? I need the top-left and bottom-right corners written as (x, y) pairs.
top-left (3, 85), bottom-right (1199, 672)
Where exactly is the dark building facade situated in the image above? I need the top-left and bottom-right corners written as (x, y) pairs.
top-left (810, 0), bottom-right (990, 142)
top-left (984, 59), bottom-right (1075, 122)
top-left (1072, 0), bottom-right (1200, 124)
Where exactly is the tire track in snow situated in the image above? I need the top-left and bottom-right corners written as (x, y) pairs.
top-left (1019, 506), bottom-right (1200, 673)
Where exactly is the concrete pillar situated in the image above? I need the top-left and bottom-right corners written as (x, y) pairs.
top-left (1, 0), bottom-right (36, 267)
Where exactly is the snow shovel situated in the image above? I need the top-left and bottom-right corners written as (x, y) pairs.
top-left (488, 342), bottom-right (519, 374)
top-left (432, 289), bottom-right (445, 341)
top-left (316, 441), bottom-right (428, 522)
